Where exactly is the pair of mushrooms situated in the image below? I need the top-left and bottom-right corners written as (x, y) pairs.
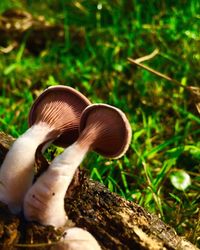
top-left (0, 85), bottom-right (132, 249)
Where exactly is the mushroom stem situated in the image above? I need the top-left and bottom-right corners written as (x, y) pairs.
top-left (0, 122), bottom-right (54, 213)
top-left (52, 227), bottom-right (101, 250)
top-left (24, 104), bottom-right (132, 227)
top-left (24, 142), bottom-right (88, 227)
top-left (23, 124), bottom-right (104, 227)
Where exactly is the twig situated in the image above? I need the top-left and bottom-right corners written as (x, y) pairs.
top-left (0, 42), bottom-right (18, 54)
top-left (127, 56), bottom-right (200, 114)
top-left (127, 57), bottom-right (186, 89)
top-left (134, 48), bottom-right (159, 63)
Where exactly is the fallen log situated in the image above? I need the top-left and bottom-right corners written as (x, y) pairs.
top-left (0, 9), bottom-right (85, 54)
top-left (0, 132), bottom-right (198, 250)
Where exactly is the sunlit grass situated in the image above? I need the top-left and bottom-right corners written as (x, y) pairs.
top-left (0, 0), bottom-right (199, 246)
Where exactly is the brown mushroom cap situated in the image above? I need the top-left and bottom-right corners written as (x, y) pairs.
top-left (79, 104), bottom-right (132, 159)
top-left (29, 85), bottom-right (91, 147)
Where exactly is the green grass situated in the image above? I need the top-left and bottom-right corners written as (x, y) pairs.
top-left (0, 0), bottom-right (199, 246)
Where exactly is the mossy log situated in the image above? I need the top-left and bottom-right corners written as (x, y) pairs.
top-left (0, 132), bottom-right (198, 250)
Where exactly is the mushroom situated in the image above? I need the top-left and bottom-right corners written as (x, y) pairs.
top-left (0, 85), bottom-right (91, 213)
top-left (51, 227), bottom-right (101, 250)
top-left (23, 104), bottom-right (132, 227)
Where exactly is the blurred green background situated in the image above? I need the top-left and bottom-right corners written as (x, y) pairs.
top-left (0, 0), bottom-right (199, 246)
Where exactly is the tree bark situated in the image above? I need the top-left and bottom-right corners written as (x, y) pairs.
top-left (0, 132), bottom-right (198, 250)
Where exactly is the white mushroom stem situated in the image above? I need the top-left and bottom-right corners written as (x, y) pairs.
top-left (51, 227), bottom-right (101, 250)
top-left (0, 122), bottom-right (54, 214)
top-left (24, 141), bottom-right (89, 227)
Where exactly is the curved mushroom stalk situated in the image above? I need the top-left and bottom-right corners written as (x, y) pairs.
top-left (24, 142), bottom-right (87, 226)
top-left (0, 123), bottom-right (53, 213)
top-left (0, 86), bottom-right (90, 213)
top-left (51, 227), bottom-right (101, 250)
top-left (24, 104), bottom-right (132, 227)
